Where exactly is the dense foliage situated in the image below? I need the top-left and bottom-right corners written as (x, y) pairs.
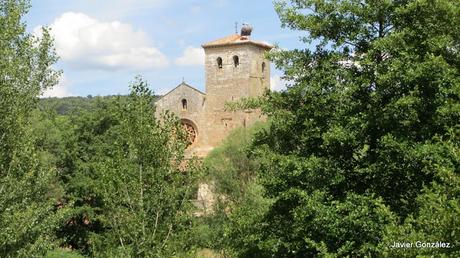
top-left (63, 78), bottom-right (200, 257)
top-left (1, 2), bottom-right (201, 257)
top-left (1, 0), bottom-right (458, 257)
top-left (197, 123), bottom-right (271, 257)
top-left (219, 0), bottom-right (459, 257)
top-left (0, 0), bottom-right (64, 256)
top-left (39, 95), bottom-right (160, 115)
top-left (40, 78), bottom-right (202, 257)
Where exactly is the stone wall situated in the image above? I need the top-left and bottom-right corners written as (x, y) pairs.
top-left (203, 43), bottom-right (270, 148)
top-left (154, 39), bottom-right (271, 157)
top-left (155, 83), bottom-right (212, 157)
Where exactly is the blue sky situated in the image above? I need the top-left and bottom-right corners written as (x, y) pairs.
top-left (25, 0), bottom-right (306, 97)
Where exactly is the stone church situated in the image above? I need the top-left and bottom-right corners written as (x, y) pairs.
top-left (155, 25), bottom-right (273, 157)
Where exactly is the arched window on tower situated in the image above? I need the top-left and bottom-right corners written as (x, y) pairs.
top-left (233, 55), bottom-right (239, 67)
top-left (262, 62), bottom-right (266, 73)
top-left (217, 57), bottom-right (223, 69)
top-left (181, 99), bottom-right (187, 111)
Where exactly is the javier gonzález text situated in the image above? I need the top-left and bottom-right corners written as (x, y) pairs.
top-left (390, 241), bottom-right (451, 249)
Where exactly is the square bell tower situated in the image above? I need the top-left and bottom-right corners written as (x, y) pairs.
top-left (201, 24), bottom-right (273, 147)
top-left (202, 24), bottom-right (273, 112)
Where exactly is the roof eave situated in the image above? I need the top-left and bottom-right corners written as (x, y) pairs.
top-left (202, 41), bottom-right (273, 50)
top-left (156, 83), bottom-right (205, 102)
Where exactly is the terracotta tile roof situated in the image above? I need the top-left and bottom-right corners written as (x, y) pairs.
top-left (202, 34), bottom-right (273, 49)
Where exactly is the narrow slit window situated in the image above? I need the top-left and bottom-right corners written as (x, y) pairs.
top-left (262, 62), bottom-right (266, 73)
top-left (182, 99), bottom-right (187, 111)
top-left (217, 57), bottom-right (223, 68)
top-left (233, 55), bottom-right (239, 67)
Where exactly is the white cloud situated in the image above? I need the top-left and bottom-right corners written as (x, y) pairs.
top-left (41, 75), bottom-right (72, 98)
top-left (270, 75), bottom-right (288, 92)
top-left (175, 46), bottom-right (204, 66)
top-left (37, 12), bottom-right (169, 71)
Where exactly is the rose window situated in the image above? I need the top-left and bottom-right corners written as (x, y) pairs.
top-left (181, 120), bottom-right (197, 147)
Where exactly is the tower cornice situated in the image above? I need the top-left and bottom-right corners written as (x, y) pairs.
top-left (202, 34), bottom-right (273, 50)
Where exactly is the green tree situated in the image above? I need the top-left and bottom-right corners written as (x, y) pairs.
top-left (49, 97), bottom-right (118, 255)
top-left (190, 122), bottom-right (271, 256)
top-left (228, 0), bottom-right (459, 256)
top-left (0, 0), bottom-right (63, 256)
top-left (79, 77), bottom-right (201, 257)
